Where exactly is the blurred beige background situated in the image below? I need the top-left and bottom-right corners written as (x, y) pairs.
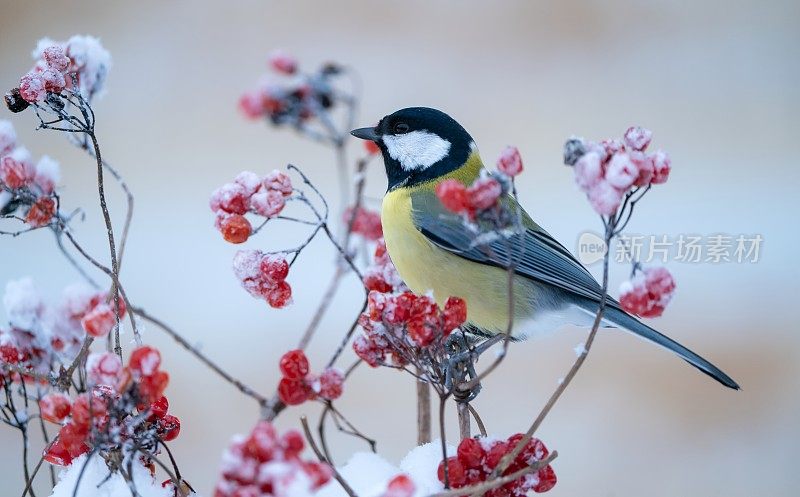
top-left (1, 0), bottom-right (798, 495)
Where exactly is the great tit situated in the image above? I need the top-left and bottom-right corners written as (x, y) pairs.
top-left (351, 107), bottom-right (739, 390)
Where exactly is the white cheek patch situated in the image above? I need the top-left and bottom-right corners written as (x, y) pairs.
top-left (382, 131), bottom-right (451, 171)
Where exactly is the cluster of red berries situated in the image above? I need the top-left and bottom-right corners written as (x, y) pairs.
top-left (0, 120), bottom-right (60, 228)
top-left (343, 206), bottom-right (383, 241)
top-left (42, 345), bottom-right (179, 466)
top-left (435, 146), bottom-right (524, 220)
top-left (353, 289), bottom-right (467, 367)
top-left (81, 292), bottom-right (127, 339)
top-left (566, 126), bottom-right (671, 215)
top-left (362, 239), bottom-right (406, 294)
top-left (215, 421), bottom-right (332, 497)
top-left (210, 170), bottom-right (293, 244)
top-left (619, 266), bottom-right (676, 318)
top-left (276, 349), bottom-right (344, 406)
top-left (233, 249), bottom-right (292, 308)
top-left (238, 50), bottom-right (343, 128)
top-left (18, 45), bottom-right (72, 103)
top-left (6, 36), bottom-right (111, 111)
top-left (437, 435), bottom-right (557, 496)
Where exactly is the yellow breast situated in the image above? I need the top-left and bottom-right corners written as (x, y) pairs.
top-left (380, 176), bottom-right (536, 336)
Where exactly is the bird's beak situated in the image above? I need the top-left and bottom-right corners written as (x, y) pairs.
top-left (350, 126), bottom-right (380, 141)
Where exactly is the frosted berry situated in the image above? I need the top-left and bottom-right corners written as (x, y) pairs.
top-left (318, 367), bottom-right (344, 400)
top-left (651, 150), bottom-right (671, 184)
top-left (263, 170), bottom-right (293, 196)
top-left (25, 197), bottom-right (56, 227)
top-left (19, 73), bottom-right (47, 103)
top-left (42, 45), bottom-right (70, 72)
top-left (266, 280), bottom-right (292, 308)
top-left (623, 126), bottom-right (653, 152)
top-left (81, 303), bottom-right (116, 338)
top-left (468, 177), bottom-right (502, 211)
top-left (497, 146), bottom-right (523, 177)
top-left (129, 346), bottom-right (162, 377)
top-left (0, 155), bottom-right (33, 189)
top-left (158, 414), bottom-right (181, 441)
top-left (260, 255), bottom-right (289, 282)
top-left (39, 392), bottom-right (72, 423)
top-left (250, 189), bottom-right (285, 218)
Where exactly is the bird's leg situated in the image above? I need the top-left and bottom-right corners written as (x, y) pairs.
top-left (444, 332), bottom-right (489, 404)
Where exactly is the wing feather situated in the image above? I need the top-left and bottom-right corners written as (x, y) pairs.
top-left (410, 190), bottom-right (610, 304)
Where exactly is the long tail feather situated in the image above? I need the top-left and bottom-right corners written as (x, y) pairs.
top-left (579, 300), bottom-right (740, 390)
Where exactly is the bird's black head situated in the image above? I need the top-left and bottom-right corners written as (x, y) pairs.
top-left (351, 107), bottom-right (475, 190)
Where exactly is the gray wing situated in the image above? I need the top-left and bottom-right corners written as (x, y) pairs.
top-left (410, 190), bottom-right (611, 304)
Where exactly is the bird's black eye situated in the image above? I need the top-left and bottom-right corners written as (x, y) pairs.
top-left (394, 122), bottom-right (410, 134)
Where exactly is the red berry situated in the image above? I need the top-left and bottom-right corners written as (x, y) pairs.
top-left (266, 280), bottom-right (292, 308)
top-left (81, 303), bottom-right (116, 338)
top-left (623, 126), bottom-right (653, 152)
top-left (443, 297), bottom-right (467, 335)
top-left (0, 343), bottom-right (22, 364)
top-left (244, 421), bottom-right (278, 462)
top-left (238, 91), bottom-right (265, 119)
top-left (19, 72), bottom-right (46, 103)
top-left (281, 429), bottom-right (305, 458)
top-left (279, 350), bottom-right (309, 380)
top-left (303, 461), bottom-right (333, 489)
top-left (86, 351), bottom-right (123, 386)
top-left (149, 396), bottom-right (169, 420)
top-left (533, 464), bottom-right (557, 493)
top-left (268, 50), bottom-right (298, 75)
top-left (263, 170), bottom-right (293, 197)
top-left (139, 370), bottom-right (170, 406)
top-left (435, 179), bottom-right (470, 214)
top-left (41, 68), bottom-right (65, 93)
top-left (129, 346), bottom-right (162, 377)
top-left (436, 457), bottom-right (467, 487)
top-left (250, 189), bottom-right (286, 218)
top-left (260, 255), bottom-right (289, 282)
top-left (457, 437), bottom-right (485, 469)
top-left (71, 393), bottom-right (107, 430)
top-left (43, 45), bottom-right (70, 72)
top-left (0, 155), bottom-right (34, 189)
top-left (468, 177), bottom-right (502, 211)
top-left (384, 474), bottom-right (415, 497)
top-left (318, 367), bottom-right (344, 400)
top-left (277, 377), bottom-right (310, 405)
top-left (44, 438), bottom-right (73, 466)
top-left (364, 140), bottom-right (381, 156)
top-left (221, 214), bottom-right (252, 244)
top-left (485, 441), bottom-right (509, 470)
top-left (158, 414), bottom-right (181, 441)
top-left (497, 146), bottom-right (524, 177)
top-left (407, 296), bottom-right (441, 347)
top-left (363, 271), bottom-right (392, 293)
top-left (39, 392), bottom-right (71, 423)
top-left (25, 197), bottom-right (56, 227)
